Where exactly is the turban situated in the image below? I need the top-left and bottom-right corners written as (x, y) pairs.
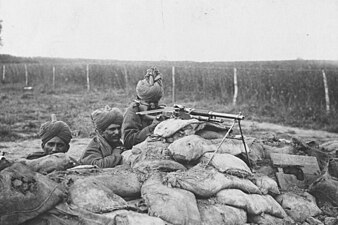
top-left (92, 106), bottom-right (123, 133)
top-left (39, 121), bottom-right (72, 146)
top-left (136, 67), bottom-right (164, 103)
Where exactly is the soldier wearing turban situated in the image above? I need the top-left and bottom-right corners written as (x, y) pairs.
top-left (122, 67), bottom-right (165, 149)
top-left (80, 106), bottom-right (125, 168)
top-left (26, 117), bottom-right (72, 159)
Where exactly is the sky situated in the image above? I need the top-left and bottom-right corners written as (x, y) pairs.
top-left (0, 0), bottom-right (338, 62)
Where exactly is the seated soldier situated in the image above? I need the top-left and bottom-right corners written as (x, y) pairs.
top-left (26, 117), bottom-right (72, 160)
top-left (79, 106), bottom-right (125, 168)
top-left (122, 67), bottom-right (165, 149)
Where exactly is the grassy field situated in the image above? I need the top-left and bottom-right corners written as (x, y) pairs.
top-left (1, 57), bottom-right (338, 142)
top-left (1, 81), bottom-right (338, 143)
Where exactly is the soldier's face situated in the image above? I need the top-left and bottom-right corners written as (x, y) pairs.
top-left (147, 101), bottom-right (159, 110)
top-left (102, 124), bottom-right (121, 143)
top-left (43, 136), bottom-right (68, 154)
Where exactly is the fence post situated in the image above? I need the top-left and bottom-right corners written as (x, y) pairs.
top-left (86, 64), bottom-right (90, 91)
top-left (52, 66), bottom-right (56, 89)
top-left (124, 65), bottom-right (129, 92)
top-left (233, 68), bottom-right (238, 106)
top-left (172, 66), bottom-right (175, 103)
top-left (2, 65), bottom-right (5, 82)
top-left (25, 64), bottom-right (28, 86)
top-left (322, 70), bottom-right (330, 113)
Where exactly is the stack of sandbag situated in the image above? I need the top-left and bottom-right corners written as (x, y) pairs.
top-left (164, 162), bottom-right (291, 224)
top-left (141, 173), bottom-right (201, 225)
top-left (121, 119), bottom-right (213, 174)
top-left (119, 118), bottom-right (293, 224)
top-left (23, 164), bottom-right (168, 225)
top-left (2, 118), bottom-right (325, 224)
top-left (275, 191), bottom-right (322, 224)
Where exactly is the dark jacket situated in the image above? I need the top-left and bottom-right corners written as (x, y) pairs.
top-left (122, 102), bottom-right (157, 149)
top-left (79, 137), bottom-right (124, 168)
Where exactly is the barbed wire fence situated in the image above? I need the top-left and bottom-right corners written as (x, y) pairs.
top-left (1, 63), bottom-right (338, 113)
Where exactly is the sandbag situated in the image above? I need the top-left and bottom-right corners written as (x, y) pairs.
top-left (121, 150), bottom-right (138, 166)
top-left (195, 130), bottom-right (225, 139)
top-left (309, 172), bottom-right (338, 207)
top-left (154, 118), bottom-right (205, 138)
top-left (319, 140), bottom-right (338, 155)
top-left (133, 159), bottom-right (186, 174)
top-left (248, 213), bottom-right (295, 225)
top-left (216, 189), bottom-right (287, 218)
top-left (197, 199), bottom-right (247, 225)
top-left (168, 135), bottom-right (251, 163)
top-left (168, 135), bottom-right (210, 163)
top-left (208, 136), bottom-right (252, 155)
top-left (200, 153), bottom-right (252, 177)
top-left (275, 192), bottom-right (322, 223)
top-left (251, 173), bottom-right (280, 195)
top-left (23, 206), bottom-right (83, 225)
top-left (328, 158), bottom-right (338, 178)
top-left (47, 165), bottom-right (102, 183)
top-left (18, 153), bottom-right (77, 174)
top-left (165, 164), bottom-right (260, 198)
top-left (114, 210), bottom-right (168, 225)
top-left (130, 138), bottom-right (170, 158)
top-left (130, 138), bottom-right (186, 174)
top-left (141, 173), bottom-right (201, 225)
top-left (69, 177), bottom-right (129, 213)
top-left (24, 202), bottom-right (167, 225)
top-left (0, 162), bottom-right (66, 225)
top-left (48, 165), bottom-right (142, 199)
top-left (131, 139), bottom-right (171, 164)
top-left (86, 165), bottom-right (142, 199)
top-left (246, 138), bottom-right (266, 164)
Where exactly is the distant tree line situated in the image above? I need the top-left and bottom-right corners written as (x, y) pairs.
top-left (0, 54), bottom-right (38, 64)
top-left (1, 53), bottom-right (338, 71)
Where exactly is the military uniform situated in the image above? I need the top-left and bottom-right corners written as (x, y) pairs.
top-left (79, 137), bottom-right (124, 168)
top-left (122, 102), bottom-right (159, 149)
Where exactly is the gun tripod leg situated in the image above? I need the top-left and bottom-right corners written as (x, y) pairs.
top-left (238, 120), bottom-right (253, 172)
top-left (204, 119), bottom-right (236, 168)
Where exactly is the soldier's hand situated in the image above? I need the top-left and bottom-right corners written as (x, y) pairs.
top-left (114, 146), bottom-right (125, 155)
top-left (149, 116), bottom-right (162, 132)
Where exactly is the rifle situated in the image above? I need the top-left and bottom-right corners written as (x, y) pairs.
top-left (136, 104), bottom-right (252, 171)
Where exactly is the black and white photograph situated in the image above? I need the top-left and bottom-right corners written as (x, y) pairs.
top-left (0, 0), bottom-right (338, 224)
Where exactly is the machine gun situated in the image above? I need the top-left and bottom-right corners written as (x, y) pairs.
top-left (136, 104), bottom-right (244, 121)
top-left (136, 104), bottom-right (252, 171)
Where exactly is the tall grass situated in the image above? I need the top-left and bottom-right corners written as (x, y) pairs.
top-left (1, 61), bottom-right (338, 132)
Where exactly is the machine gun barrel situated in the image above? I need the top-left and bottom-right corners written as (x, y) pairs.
top-left (188, 109), bottom-right (245, 120)
top-left (136, 105), bottom-right (245, 121)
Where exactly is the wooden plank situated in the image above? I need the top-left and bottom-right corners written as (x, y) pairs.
top-left (276, 172), bottom-right (306, 190)
top-left (270, 153), bottom-right (320, 175)
top-left (276, 171), bottom-right (320, 190)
